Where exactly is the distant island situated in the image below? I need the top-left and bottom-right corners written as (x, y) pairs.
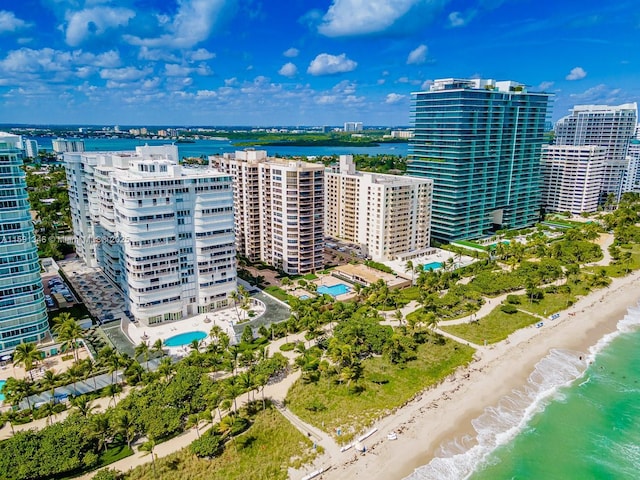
top-left (232, 132), bottom-right (408, 148)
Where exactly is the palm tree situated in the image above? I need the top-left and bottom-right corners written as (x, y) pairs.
top-left (54, 319), bottom-right (84, 362)
top-left (39, 401), bottom-right (56, 426)
top-left (90, 413), bottom-right (112, 452)
top-left (114, 411), bottom-right (137, 449)
top-left (135, 341), bottom-right (151, 372)
top-left (71, 395), bottom-right (96, 417)
top-left (42, 369), bottom-right (57, 402)
top-left (13, 342), bottom-right (41, 380)
top-left (239, 371), bottom-right (255, 404)
top-left (229, 290), bottom-right (241, 322)
top-left (105, 383), bottom-right (121, 407)
top-left (405, 260), bottom-right (414, 285)
top-left (224, 377), bottom-right (242, 413)
top-left (393, 309), bottom-right (404, 326)
top-left (151, 339), bottom-right (164, 358)
top-left (52, 311), bottom-right (73, 329)
top-left (157, 356), bottom-right (175, 382)
top-left (66, 363), bottom-right (83, 396)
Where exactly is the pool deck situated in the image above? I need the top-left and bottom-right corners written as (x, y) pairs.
top-left (123, 302), bottom-right (265, 357)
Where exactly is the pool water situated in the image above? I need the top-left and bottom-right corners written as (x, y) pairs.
top-left (318, 283), bottom-right (351, 297)
top-left (0, 380), bottom-right (5, 402)
top-left (164, 331), bottom-right (207, 347)
top-left (299, 295), bottom-right (310, 300)
top-left (423, 261), bottom-right (443, 271)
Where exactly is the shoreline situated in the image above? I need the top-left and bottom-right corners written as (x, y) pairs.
top-left (314, 270), bottom-right (640, 480)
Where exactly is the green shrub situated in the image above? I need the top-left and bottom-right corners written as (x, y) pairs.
top-left (190, 432), bottom-right (224, 458)
top-left (500, 304), bottom-right (518, 314)
top-left (279, 342), bottom-right (295, 352)
top-left (506, 295), bottom-right (521, 304)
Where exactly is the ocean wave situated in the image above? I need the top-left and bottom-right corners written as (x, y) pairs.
top-left (405, 302), bottom-right (640, 480)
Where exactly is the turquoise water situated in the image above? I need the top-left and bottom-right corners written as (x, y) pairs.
top-left (299, 295), bottom-right (311, 300)
top-left (318, 283), bottom-right (350, 297)
top-left (0, 379), bottom-right (5, 402)
top-left (407, 303), bottom-right (640, 480)
top-left (423, 262), bottom-right (443, 271)
top-left (164, 331), bottom-right (207, 347)
top-left (33, 136), bottom-right (409, 158)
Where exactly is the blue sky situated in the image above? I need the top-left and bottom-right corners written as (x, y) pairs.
top-left (0, 0), bottom-right (638, 126)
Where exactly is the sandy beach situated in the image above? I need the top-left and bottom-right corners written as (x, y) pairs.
top-left (312, 270), bottom-right (640, 480)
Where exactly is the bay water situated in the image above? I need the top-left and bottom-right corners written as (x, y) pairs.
top-left (407, 303), bottom-right (640, 480)
top-left (32, 136), bottom-right (409, 158)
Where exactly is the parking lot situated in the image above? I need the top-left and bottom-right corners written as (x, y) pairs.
top-left (41, 273), bottom-right (77, 310)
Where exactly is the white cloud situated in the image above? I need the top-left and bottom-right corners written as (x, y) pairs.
top-left (566, 66), bottom-right (587, 81)
top-left (448, 11), bottom-right (467, 27)
top-left (421, 79), bottom-right (433, 90)
top-left (65, 7), bottom-right (135, 46)
top-left (315, 95), bottom-right (337, 105)
top-left (385, 93), bottom-right (406, 104)
top-left (317, 0), bottom-right (442, 37)
top-left (307, 53), bottom-right (357, 76)
top-left (99, 66), bottom-right (151, 82)
top-left (224, 77), bottom-right (239, 87)
top-left (197, 90), bottom-right (218, 98)
top-left (188, 48), bottom-right (216, 61)
top-left (407, 44), bottom-right (428, 64)
top-left (0, 10), bottom-right (29, 33)
top-left (165, 64), bottom-right (193, 76)
top-left (283, 47), bottom-right (299, 58)
top-left (377, 78), bottom-right (385, 85)
top-left (124, 0), bottom-right (236, 49)
top-left (0, 48), bottom-right (120, 75)
top-left (278, 62), bottom-right (298, 78)
top-left (538, 81), bottom-right (554, 91)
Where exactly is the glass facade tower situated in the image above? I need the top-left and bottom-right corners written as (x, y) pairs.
top-left (407, 78), bottom-right (551, 243)
top-left (0, 133), bottom-right (49, 354)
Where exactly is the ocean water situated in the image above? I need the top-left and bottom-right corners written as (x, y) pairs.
top-left (406, 303), bottom-right (640, 480)
top-left (32, 136), bottom-right (409, 158)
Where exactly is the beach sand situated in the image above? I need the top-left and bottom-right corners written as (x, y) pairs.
top-left (312, 270), bottom-right (640, 480)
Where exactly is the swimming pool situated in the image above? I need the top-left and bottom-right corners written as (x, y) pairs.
top-left (423, 261), bottom-right (443, 271)
top-left (0, 380), bottom-right (5, 402)
top-left (318, 283), bottom-right (351, 297)
top-left (164, 331), bottom-right (207, 347)
top-left (299, 295), bottom-right (310, 300)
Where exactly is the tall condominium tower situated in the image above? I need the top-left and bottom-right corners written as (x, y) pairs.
top-left (0, 132), bottom-right (49, 354)
top-left (540, 145), bottom-right (606, 214)
top-left (621, 140), bottom-right (640, 194)
top-left (406, 78), bottom-right (551, 243)
top-left (325, 155), bottom-right (432, 261)
top-left (554, 103), bottom-right (638, 200)
top-left (214, 150), bottom-right (324, 275)
top-left (65, 145), bottom-right (236, 326)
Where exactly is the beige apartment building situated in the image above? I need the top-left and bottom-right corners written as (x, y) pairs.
top-left (213, 150), bottom-right (325, 275)
top-left (541, 145), bottom-right (607, 214)
top-left (325, 155), bottom-right (432, 261)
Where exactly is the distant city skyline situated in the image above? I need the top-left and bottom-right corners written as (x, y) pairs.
top-left (1, 0), bottom-right (639, 125)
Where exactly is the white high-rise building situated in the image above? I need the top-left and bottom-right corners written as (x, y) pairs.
top-left (621, 140), bottom-right (640, 194)
top-left (554, 103), bottom-right (638, 200)
top-left (65, 145), bottom-right (236, 326)
top-left (53, 138), bottom-right (85, 153)
top-left (23, 139), bottom-right (39, 159)
top-left (325, 155), bottom-right (432, 261)
top-left (541, 145), bottom-right (606, 214)
top-left (343, 122), bottom-right (363, 132)
top-left (213, 150), bottom-right (324, 275)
